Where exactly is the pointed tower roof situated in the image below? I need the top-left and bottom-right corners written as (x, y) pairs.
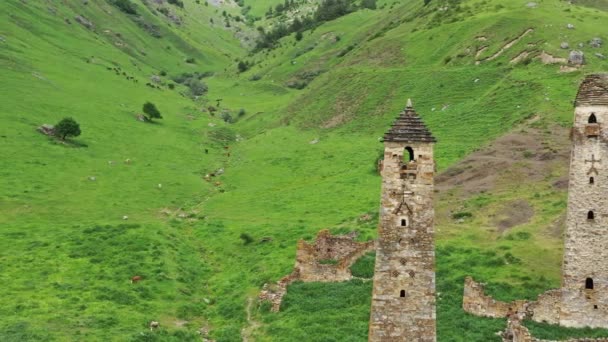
top-left (575, 74), bottom-right (608, 106)
top-left (383, 99), bottom-right (437, 143)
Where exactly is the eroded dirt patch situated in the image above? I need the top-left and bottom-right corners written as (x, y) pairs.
top-left (493, 199), bottom-right (535, 232)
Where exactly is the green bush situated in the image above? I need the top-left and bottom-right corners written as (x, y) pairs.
top-left (350, 252), bottom-right (375, 278)
top-left (142, 102), bottom-right (162, 120)
top-left (109, 0), bottom-right (137, 15)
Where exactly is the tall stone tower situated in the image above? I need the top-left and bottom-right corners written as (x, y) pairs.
top-left (369, 100), bottom-right (437, 341)
top-left (560, 74), bottom-right (608, 328)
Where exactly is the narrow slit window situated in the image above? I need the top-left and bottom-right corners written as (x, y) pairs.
top-left (588, 211), bottom-right (595, 220)
top-left (590, 177), bottom-right (595, 184)
top-left (401, 219), bottom-right (407, 227)
top-left (586, 278), bottom-right (594, 290)
top-left (400, 290), bottom-right (406, 298)
top-left (588, 113), bottom-right (597, 124)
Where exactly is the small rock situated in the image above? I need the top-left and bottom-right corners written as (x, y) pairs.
top-left (590, 37), bottom-right (602, 48)
top-left (150, 75), bottom-right (161, 84)
top-left (74, 15), bottom-right (94, 30)
top-left (568, 50), bottom-right (584, 65)
top-left (122, 215), bottom-right (129, 220)
top-left (560, 42), bottom-right (569, 49)
top-left (566, 23), bottom-right (575, 29)
top-left (595, 53), bottom-right (606, 59)
top-left (578, 42), bottom-right (584, 48)
top-left (149, 321), bottom-right (160, 330)
top-left (474, 78), bottom-right (480, 83)
top-left (124, 158), bottom-right (132, 164)
top-left (208, 123), bottom-right (216, 127)
top-left (89, 176), bottom-right (96, 181)
top-left (215, 168), bottom-right (224, 175)
top-left (309, 138), bottom-right (319, 144)
top-left (525, 2), bottom-right (537, 8)
top-left (157, 183), bottom-right (162, 189)
top-left (37, 124), bottom-right (55, 136)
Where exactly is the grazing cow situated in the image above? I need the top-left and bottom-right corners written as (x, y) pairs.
top-left (131, 276), bottom-right (142, 284)
top-left (149, 321), bottom-right (159, 331)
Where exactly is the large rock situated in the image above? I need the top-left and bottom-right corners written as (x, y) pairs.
top-left (74, 15), bottom-right (94, 30)
top-left (590, 37), bottom-right (603, 48)
top-left (568, 50), bottom-right (584, 65)
top-left (37, 124), bottom-right (55, 136)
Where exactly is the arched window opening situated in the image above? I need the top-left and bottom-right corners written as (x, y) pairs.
top-left (586, 278), bottom-right (594, 290)
top-left (400, 218), bottom-right (408, 227)
top-left (588, 211), bottom-right (595, 220)
top-left (400, 290), bottom-right (406, 298)
top-left (588, 113), bottom-right (597, 124)
top-left (590, 177), bottom-right (595, 184)
top-left (404, 147), bottom-right (415, 162)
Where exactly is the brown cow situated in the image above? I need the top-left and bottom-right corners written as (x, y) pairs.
top-left (131, 276), bottom-right (142, 284)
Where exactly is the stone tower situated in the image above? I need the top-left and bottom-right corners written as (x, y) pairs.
top-left (560, 74), bottom-right (608, 328)
top-left (369, 100), bottom-right (436, 341)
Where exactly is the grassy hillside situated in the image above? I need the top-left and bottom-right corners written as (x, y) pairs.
top-left (1, 0), bottom-right (608, 341)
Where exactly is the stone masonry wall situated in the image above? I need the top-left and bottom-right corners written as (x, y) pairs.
top-left (259, 230), bottom-right (375, 312)
top-left (369, 141), bottom-right (436, 342)
top-left (462, 277), bottom-right (528, 318)
top-left (560, 104), bottom-right (608, 328)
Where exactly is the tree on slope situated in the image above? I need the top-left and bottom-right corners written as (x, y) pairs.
top-left (55, 117), bottom-right (81, 140)
top-left (143, 102), bottom-right (163, 121)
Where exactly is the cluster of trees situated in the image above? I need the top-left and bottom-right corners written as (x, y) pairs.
top-left (265, 0), bottom-right (301, 18)
top-left (171, 72), bottom-right (210, 97)
top-left (256, 0), bottom-right (376, 50)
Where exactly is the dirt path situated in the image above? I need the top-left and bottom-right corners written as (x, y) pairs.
top-left (241, 297), bottom-right (261, 342)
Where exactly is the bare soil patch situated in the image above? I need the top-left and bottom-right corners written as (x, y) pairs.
top-left (493, 199), bottom-right (534, 232)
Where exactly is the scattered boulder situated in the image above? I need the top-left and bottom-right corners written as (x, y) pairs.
top-left (74, 15), bottom-right (94, 30)
top-left (560, 42), bottom-right (569, 49)
top-left (37, 124), bottom-right (55, 136)
top-left (590, 37), bottom-right (603, 48)
top-left (309, 138), bottom-right (319, 144)
top-left (122, 215), bottom-right (129, 220)
top-left (566, 23), bottom-right (575, 29)
top-left (525, 2), bottom-right (537, 8)
top-left (578, 42), bottom-right (584, 48)
top-left (88, 176), bottom-right (96, 181)
top-left (150, 75), bottom-right (161, 84)
top-left (595, 53), bottom-right (606, 59)
top-left (568, 50), bottom-right (584, 65)
top-left (149, 321), bottom-right (159, 330)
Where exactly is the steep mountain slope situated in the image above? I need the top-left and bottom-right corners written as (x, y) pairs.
top-left (1, 0), bottom-right (608, 341)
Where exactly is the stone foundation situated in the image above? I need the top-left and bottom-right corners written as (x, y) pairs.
top-left (259, 230), bottom-right (375, 311)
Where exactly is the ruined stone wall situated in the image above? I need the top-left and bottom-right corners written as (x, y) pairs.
top-left (462, 277), bottom-right (528, 318)
top-left (528, 289), bottom-right (561, 325)
top-left (502, 318), bottom-right (608, 342)
top-left (369, 141), bottom-right (436, 342)
top-left (560, 104), bottom-right (608, 328)
top-left (259, 230), bottom-right (375, 311)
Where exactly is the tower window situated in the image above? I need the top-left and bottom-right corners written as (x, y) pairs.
top-left (400, 290), bottom-right (406, 298)
top-left (400, 219), bottom-right (408, 227)
top-left (404, 147), bottom-right (415, 162)
top-left (590, 177), bottom-right (595, 184)
top-left (586, 278), bottom-right (594, 290)
top-left (588, 113), bottom-right (597, 124)
top-left (588, 211), bottom-right (595, 220)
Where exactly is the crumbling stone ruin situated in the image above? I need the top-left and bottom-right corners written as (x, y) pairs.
top-left (369, 100), bottom-right (437, 341)
top-left (463, 74), bottom-right (608, 338)
top-left (259, 230), bottom-right (375, 312)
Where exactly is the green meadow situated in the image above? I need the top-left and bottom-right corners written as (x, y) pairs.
top-left (1, 0), bottom-right (608, 340)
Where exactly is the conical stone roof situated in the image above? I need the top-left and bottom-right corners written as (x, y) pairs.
top-left (383, 100), bottom-right (436, 143)
top-left (575, 74), bottom-right (608, 106)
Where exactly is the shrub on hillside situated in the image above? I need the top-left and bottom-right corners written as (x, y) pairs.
top-left (239, 233), bottom-right (254, 245)
top-left (167, 0), bottom-right (184, 8)
top-left (185, 78), bottom-right (208, 96)
top-left (109, 0), bottom-right (137, 15)
top-left (55, 117), bottom-right (81, 140)
top-left (142, 102), bottom-right (162, 121)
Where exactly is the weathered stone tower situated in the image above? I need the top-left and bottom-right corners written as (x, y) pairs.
top-left (560, 74), bottom-right (608, 328)
top-left (369, 100), bottom-right (436, 341)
